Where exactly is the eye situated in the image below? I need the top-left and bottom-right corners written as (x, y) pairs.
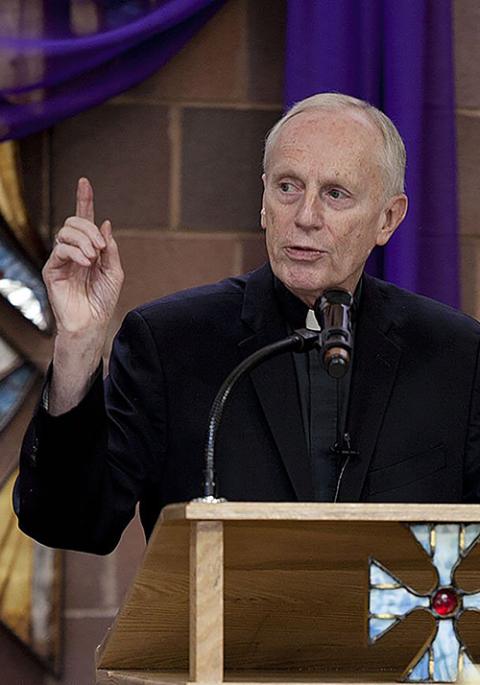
top-left (327, 188), bottom-right (345, 200)
top-left (279, 181), bottom-right (295, 193)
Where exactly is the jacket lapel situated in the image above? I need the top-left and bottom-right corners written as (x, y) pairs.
top-left (337, 274), bottom-right (402, 501)
top-left (237, 267), bottom-right (404, 503)
top-left (238, 266), bottom-right (314, 501)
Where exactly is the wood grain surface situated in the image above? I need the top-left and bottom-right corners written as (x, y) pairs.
top-left (161, 502), bottom-right (480, 523)
top-left (189, 521), bottom-right (224, 682)
top-left (96, 504), bottom-right (480, 684)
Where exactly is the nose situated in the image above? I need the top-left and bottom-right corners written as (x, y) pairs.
top-left (294, 190), bottom-right (322, 230)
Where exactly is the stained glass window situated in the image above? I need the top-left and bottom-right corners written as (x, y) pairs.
top-left (369, 523), bottom-right (480, 682)
top-left (0, 217), bottom-right (50, 331)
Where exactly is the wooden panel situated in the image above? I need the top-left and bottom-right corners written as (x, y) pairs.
top-left (96, 670), bottom-right (442, 685)
top-left (97, 521), bottom-right (190, 671)
top-left (189, 521), bottom-right (224, 683)
top-left (223, 521), bottom-right (438, 676)
top-left (97, 670), bottom-right (189, 685)
top-left (97, 506), bottom-right (480, 680)
top-left (162, 502), bottom-right (480, 523)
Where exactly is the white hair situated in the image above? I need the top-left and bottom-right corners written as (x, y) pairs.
top-left (263, 93), bottom-right (406, 197)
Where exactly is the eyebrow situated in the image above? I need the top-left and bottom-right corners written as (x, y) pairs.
top-left (269, 169), bottom-right (353, 190)
top-left (268, 168), bottom-right (300, 181)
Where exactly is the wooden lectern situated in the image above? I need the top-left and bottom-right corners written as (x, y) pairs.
top-left (96, 503), bottom-right (480, 685)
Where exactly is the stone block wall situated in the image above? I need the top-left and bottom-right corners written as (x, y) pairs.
top-left (455, 0), bottom-right (480, 318)
top-left (16, 2), bottom-right (283, 683)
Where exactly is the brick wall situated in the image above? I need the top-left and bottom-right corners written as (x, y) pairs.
top-left (455, 0), bottom-right (480, 318)
top-left (28, 2), bottom-right (283, 683)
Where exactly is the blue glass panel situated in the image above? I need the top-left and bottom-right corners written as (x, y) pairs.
top-left (463, 592), bottom-right (480, 611)
top-left (0, 236), bottom-right (49, 331)
top-left (432, 524), bottom-right (461, 586)
top-left (370, 587), bottom-right (428, 616)
top-left (406, 621), bottom-right (463, 682)
top-left (460, 650), bottom-right (479, 680)
top-left (369, 616), bottom-right (399, 642)
top-left (463, 524), bottom-right (480, 555)
top-left (432, 620), bottom-right (460, 681)
top-left (372, 523), bottom-right (480, 683)
top-left (407, 650), bottom-right (431, 682)
top-left (0, 337), bottom-right (19, 379)
top-left (0, 363), bottom-right (35, 431)
top-left (410, 524), bottom-right (432, 557)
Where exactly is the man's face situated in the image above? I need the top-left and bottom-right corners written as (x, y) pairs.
top-left (261, 108), bottom-right (407, 306)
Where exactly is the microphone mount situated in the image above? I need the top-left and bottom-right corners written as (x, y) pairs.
top-left (197, 287), bottom-right (356, 501)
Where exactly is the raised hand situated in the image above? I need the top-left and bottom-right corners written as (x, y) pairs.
top-left (45, 178), bottom-right (124, 414)
top-left (43, 178), bottom-right (124, 335)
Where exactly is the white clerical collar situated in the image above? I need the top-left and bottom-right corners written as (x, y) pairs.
top-left (305, 309), bottom-right (321, 331)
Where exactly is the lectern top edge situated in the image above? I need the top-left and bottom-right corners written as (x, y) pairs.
top-left (160, 501), bottom-right (480, 523)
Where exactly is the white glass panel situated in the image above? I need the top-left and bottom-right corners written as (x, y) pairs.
top-left (369, 616), bottom-right (398, 642)
top-left (432, 620), bottom-right (460, 681)
top-left (463, 592), bottom-right (480, 611)
top-left (407, 650), bottom-right (431, 682)
top-left (370, 587), bottom-right (428, 616)
top-left (463, 524), bottom-right (480, 555)
top-left (410, 523), bottom-right (432, 557)
top-left (0, 337), bottom-right (18, 378)
top-left (0, 363), bottom-right (35, 431)
top-left (432, 524), bottom-right (461, 586)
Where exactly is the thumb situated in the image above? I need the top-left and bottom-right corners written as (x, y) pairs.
top-left (99, 219), bottom-right (112, 243)
top-left (99, 220), bottom-right (122, 272)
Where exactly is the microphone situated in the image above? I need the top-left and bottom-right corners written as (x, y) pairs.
top-left (314, 289), bottom-right (353, 378)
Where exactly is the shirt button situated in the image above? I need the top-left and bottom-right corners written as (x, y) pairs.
top-left (30, 438), bottom-right (38, 466)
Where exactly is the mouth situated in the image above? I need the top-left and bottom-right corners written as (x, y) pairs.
top-left (284, 246), bottom-right (327, 262)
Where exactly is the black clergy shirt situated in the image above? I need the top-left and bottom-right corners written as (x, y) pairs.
top-left (273, 277), bottom-right (357, 501)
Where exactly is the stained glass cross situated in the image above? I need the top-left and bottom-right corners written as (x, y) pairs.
top-left (369, 523), bottom-right (480, 682)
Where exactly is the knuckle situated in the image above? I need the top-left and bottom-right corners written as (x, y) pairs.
top-left (42, 260), bottom-right (53, 280)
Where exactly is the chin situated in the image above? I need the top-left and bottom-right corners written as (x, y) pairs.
top-left (275, 265), bottom-right (324, 300)
top-left (281, 276), bottom-right (324, 306)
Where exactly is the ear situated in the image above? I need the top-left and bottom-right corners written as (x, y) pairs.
top-left (260, 173), bottom-right (267, 230)
top-left (375, 194), bottom-right (408, 247)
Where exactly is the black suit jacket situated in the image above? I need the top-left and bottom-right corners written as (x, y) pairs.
top-left (15, 264), bottom-right (480, 553)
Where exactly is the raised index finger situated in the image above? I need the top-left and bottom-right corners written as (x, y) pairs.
top-left (75, 177), bottom-right (95, 223)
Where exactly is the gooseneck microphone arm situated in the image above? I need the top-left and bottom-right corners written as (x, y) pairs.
top-left (202, 328), bottom-right (319, 499)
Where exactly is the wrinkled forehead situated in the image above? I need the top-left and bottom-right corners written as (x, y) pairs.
top-left (268, 107), bottom-right (385, 171)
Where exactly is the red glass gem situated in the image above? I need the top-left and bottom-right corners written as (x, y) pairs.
top-left (431, 587), bottom-right (460, 617)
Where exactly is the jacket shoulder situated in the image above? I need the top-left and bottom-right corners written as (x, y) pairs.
top-left (365, 274), bottom-right (480, 342)
top-left (133, 273), bottom-right (249, 324)
top-left (123, 265), bottom-right (272, 339)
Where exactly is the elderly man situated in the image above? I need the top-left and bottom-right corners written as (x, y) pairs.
top-left (14, 93), bottom-right (480, 554)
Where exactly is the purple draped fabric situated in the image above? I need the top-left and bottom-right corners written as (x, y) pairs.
top-left (0, 0), bottom-right (225, 142)
top-left (285, 0), bottom-right (458, 307)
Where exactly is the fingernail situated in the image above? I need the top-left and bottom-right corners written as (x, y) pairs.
top-left (96, 229), bottom-right (106, 247)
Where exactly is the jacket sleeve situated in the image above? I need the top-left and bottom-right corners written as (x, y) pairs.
top-left (14, 309), bottom-right (168, 554)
